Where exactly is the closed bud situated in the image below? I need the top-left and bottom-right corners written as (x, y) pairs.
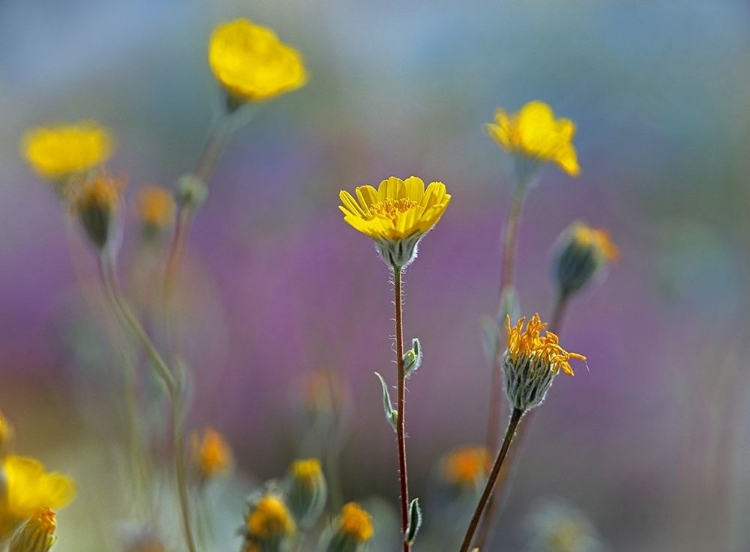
top-left (174, 174), bottom-right (208, 210)
top-left (243, 492), bottom-right (296, 552)
top-left (137, 186), bottom-right (175, 240)
top-left (286, 459), bottom-right (327, 529)
top-left (321, 502), bottom-right (374, 552)
top-left (403, 339), bottom-right (422, 378)
top-left (9, 508), bottom-right (57, 552)
top-left (73, 174), bottom-right (124, 252)
top-left (552, 221), bottom-right (619, 297)
top-left (190, 427), bottom-right (233, 483)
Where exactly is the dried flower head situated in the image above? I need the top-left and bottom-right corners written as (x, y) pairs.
top-left (503, 314), bottom-right (586, 411)
top-left (440, 446), bottom-right (489, 490)
top-left (286, 459), bottom-right (327, 528)
top-left (553, 222), bottom-right (619, 297)
top-left (209, 19), bottom-right (307, 104)
top-left (72, 174), bottom-right (124, 252)
top-left (137, 186), bottom-right (175, 238)
top-left (323, 502), bottom-right (374, 552)
top-left (191, 428), bottom-right (232, 481)
top-left (22, 122), bottom-right (112, 180)
top-left (8, 508), bottom-right (57, 552)
top-left (244, 493), bottom-right (296, 551)
top-left (0, 455), bottom-right (76, 540)
top-left (486, 101), bottom-right (579, 177)
top-left (339, 176), bottom-right (451, 268)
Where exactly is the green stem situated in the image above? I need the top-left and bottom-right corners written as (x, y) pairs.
top-left (459, 408), bottom-right (524, 552)
top-left (98, 255), bottom-right (198, 552)
top-left (393, 267), bottom-right (411, 552)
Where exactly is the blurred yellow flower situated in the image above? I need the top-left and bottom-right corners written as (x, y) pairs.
top-left (191, 428), bottom-right (232, 480)
top-left (571, 224), bottom-right (619, 262)
top-left (339, 176), bottom-right (451, 268)
top-left (208, 18), bottom-right (307, 103)
top-left (486, 101), bottom-right (579, 177)
top-left (0, 455), bottom-right (76, 540)
top-left (246, 494), bottom-right (296, 542)
top-left (338, 502), bottom-right (374, 543)
top-left (22, 122), bottom-right (112, 180)
top-left (73, 174), bottom-right (124, 251)
top-left (440, 446), bottom-right (489, 490)
top-left (8, 508), bottom-right (57, 552)
top-left (137, 186), bottom-right (175, 234)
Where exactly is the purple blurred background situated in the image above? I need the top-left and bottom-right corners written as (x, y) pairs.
top-left (1, 0), bottom-right (749, 550)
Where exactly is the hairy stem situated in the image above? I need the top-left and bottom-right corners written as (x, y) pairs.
top-left (393, 267), bottom-right (411, 552)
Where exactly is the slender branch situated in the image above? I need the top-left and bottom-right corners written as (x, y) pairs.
top-left (393, 267), bottom-right (411, 552)
top-left (459, 408), bottom-right (524, 552)
top-left (97, 255), bottom-right (198, 552)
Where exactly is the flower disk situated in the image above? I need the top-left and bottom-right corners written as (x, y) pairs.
top-left (208, 18), bottom-right (307, 102)
top-left (506, 314), bottom-right (585, 378)
top-left (22, 122), bottom-right (112, 180)
top-left (339, 176), bottom-right (450, 242)
top-left (486, 101), bottom-right (579, 177)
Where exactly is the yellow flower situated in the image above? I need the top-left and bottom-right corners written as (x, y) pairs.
top-left (486, 101), bottom-right (579, 177)
top-left (337, 502), bottom-right (374, 544)
top-left (191, 428), bottom-right (232, 481)
top-left (0, 455), bottom-right (76, 540)
top-left (208, 18), bottom-right (307, 103)
top-left (22, 122), bottom-right (112, 180)
top-left (440, 446), bottom-right (489, 490)
top-left (137, 186), bottom-right (175, 235)
top-left (72, 174), bottom-right (124, 251)
top-left (503, 314), bottom-right (586, 411)
top-left (246, 494), bottom-right (296, 542)
top-left (9, 508), bottom-right (57, 552)
top-left (339, 176), bottom-right (451, 268)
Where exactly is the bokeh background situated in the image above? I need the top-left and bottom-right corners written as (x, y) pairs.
top-left (1, 0), bottom-right (750, 551)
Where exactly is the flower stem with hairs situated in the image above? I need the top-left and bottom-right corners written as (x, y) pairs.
top-left (393, 266), bottom-right (411, 552)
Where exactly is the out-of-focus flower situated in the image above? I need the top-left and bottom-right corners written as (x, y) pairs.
top-left (0, 412), bottom-right (13, 457)
top-left (72, 174), bottom-right (124, 252)
top-left (0, 455), bottom-right (76, 540)
top-left (22, 123), bottom-right (112, 180)
top-left (137, 186), bottom-right (175, 238)
top-left (322, 502), bottom-right (374, 552)
top-left (503, 314), bottom-right (586, 411)
top-left (339, 176), bottom-right (451, 268)
top-left (243, 493), bottom-right (296, 552)
top-left (486, 101), bottom-right (579, 177)
top-left (526, 499), bottom-right (606, 552)
top-left (8, 508), bottom-right (57, 552)
top-left (286, 458), bottom-right (327, 528)
top-left (440, 446), bottom-right (489, 491)
top-left (191, 428), bottom-right (232, 482)
top-left (552, 222), bottom-right (619, 297)
top-left (208, 19), bottom-right (307, 104)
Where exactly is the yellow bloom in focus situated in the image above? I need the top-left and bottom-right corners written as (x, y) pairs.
top-left (22, 122), bottom-right (112, 180)
top-left (209, 19), bottom-right (307, 103)
top-left (440, 446), bottom-right (489, 490)
top-left (486, 101), bottom-right (579, 177)
top-left (9, 508), bottom-right (56, 552)
top-left (191, 428), bottom-right (232, 481)
top-left (338, 502), bottom-right (374, 544)
top-left (339, 176), bottom-right (451, 268)
top-left (0, 455), bottom-right (76, 540)
top-left (246, 494), bottom-right (296, 541)
top-left (503, 314), bottom-right (586, 411)
top-left (137, 186), bottom-right (175, 235)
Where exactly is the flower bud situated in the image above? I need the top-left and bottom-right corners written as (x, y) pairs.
top-left (9, 508), bottom-right (57, 552)
top-left (321, 502), bottom-right (374, 552)
top-left (190, 428), bottom-right (232, 483)
top-left (174, 174), bottom-right (208, 210)
top-left (137, 186), bottom-right (175, 240)
top-left (73, 174), bottom-right (123, 252)
top-left (552, 222), bottom-right (619, 297)
top-left (286, 458), bottom-right (327, 528)
top-left (243, 493), bottom-right (296, 552)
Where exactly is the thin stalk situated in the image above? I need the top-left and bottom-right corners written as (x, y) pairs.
top-left (458, 408), bottom-right (524, 552)
top-left (548, 291), bottom-right (570, 336)
top-left (393, 267), bottom-right (410, 552)
top-left (97, 255), bottom-right (198, 552)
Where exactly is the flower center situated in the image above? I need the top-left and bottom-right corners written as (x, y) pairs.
top-left (369, 198), bottom-right (417, 221)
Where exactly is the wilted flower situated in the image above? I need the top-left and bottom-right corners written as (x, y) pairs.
top-left (339, 176), bottom-right (451, 269)
top-left (72, 174), bottom-right (124, 252)
top-left (0, 455), bottom-right (76, 540)
top-left (503, 314), bottom-right (586, 411)
top-left (322, 502), bottom-right (374, 552)
top-left (243, 493), bottom-right (296, 552)
top-left (286, 458), bottom-right (327, 528)
top-left (208, 19), bottom-right (307, 105)
top-left (137, 186), bottom-right (175, 239)
top-left (440, 446), bottom-right (489, 491)
top-left (22, 122), bottom-right (112, 180)
top-left (553, 222), bottom-right (619, 297)
top-left (190, 428), bottom-right (232, 482)
top-left (486, 101), bottom-right (579, 178)
top-left (8, 508), bottom-right (57, 552)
